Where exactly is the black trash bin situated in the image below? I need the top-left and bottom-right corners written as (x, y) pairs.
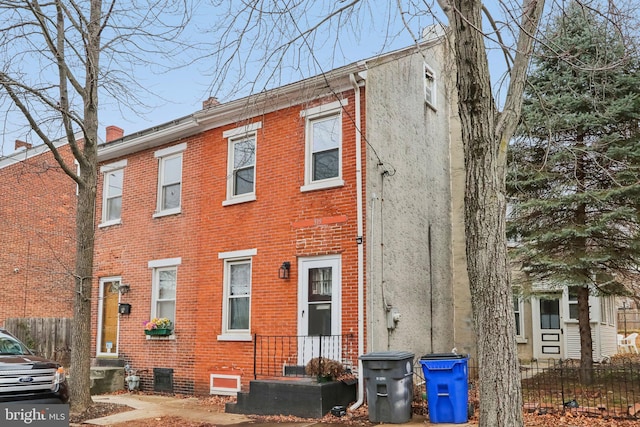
top-left (359, 351), bottom-right (414, 423)
top-left (419, 353), bottom-right (469, 424)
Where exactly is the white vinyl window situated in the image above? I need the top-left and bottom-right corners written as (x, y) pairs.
top-left (148, 258), bottom-right (181, 334)
top-left (154, 143), bottom-right (185, 217)
top-left (223, 123), bottom-right (261, 206)
top-left (231, 136), bottom-right (255, 195)
top-left (513, 296), bottom-right (525, 339)
top-left (300, 100), bottom-right (346, 192)
top-left (218, 249), bottom-right (256, 341)
top-left (568, 290), bottom-right (579, 320)
top-left (424, 63), bottom-right (436, 108)
top-left (100, 160), bottom-right (126, 226)
top-left (600, 296), bottom-right (614, 326)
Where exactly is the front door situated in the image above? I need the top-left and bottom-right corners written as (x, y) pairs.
top-left (97, 278), bottom-right (120, 357)
top-left (532, 297), bottom-right (564, 359)
top-left (297, 255), bottom-right (342, 366)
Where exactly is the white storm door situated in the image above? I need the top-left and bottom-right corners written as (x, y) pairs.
top-left (297, 256), bottom-right (342, 366)
top-left (97, 278), bottom-right (121, 357)
top-left (532, 297), bottom-right (564, 359)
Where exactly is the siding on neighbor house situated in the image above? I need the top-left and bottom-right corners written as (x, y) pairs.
top-left (92, 90), bottom-right (364, 395)
top-left (0, 143), bottom-right (77, 325)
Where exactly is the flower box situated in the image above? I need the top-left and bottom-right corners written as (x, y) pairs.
top-left (144, 328), bottom-right (172, 336)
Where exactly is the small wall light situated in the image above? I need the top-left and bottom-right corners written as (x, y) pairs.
top-left (278, 262), bottom-right (291, 279)
top-left (118, 303), bottom-right (132, 315)
top-left (118, 283), bottom-right (131, 294)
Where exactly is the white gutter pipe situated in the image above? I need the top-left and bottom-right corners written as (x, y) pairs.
top-left (349, 72), bottom-right (365, 411)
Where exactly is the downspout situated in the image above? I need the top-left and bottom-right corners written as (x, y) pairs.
top-left (349, 72), bottom-right (365, 411)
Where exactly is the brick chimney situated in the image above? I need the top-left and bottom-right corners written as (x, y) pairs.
top-left (14, 140), bottom-right (32, 150)
top-left (202, 97), bottom-right (220, 109)
top-left (106, 125), bottom-right (124, 142)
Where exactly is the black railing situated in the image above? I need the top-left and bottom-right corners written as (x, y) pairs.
top-left (458, 358), bottom-right (640, 419)
top-left (253, 334), bottom-right (356, 380)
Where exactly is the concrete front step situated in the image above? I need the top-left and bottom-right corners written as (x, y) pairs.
top-left (226, 378), bottom-right (356, 418)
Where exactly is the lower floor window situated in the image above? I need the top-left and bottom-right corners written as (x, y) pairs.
top-left (227, 260), bottom-right (251, 330)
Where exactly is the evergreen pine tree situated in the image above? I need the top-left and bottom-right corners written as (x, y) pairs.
top-left (508, 2), bottom-right (640, 379)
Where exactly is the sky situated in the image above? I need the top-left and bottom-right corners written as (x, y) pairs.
top-left (0, 1), bottom-right (513, 157)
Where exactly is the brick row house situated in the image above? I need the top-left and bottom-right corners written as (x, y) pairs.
top-left (0, 138), bottom-right (77, 324)
top-left (92, 34), bottom-right (473, 397)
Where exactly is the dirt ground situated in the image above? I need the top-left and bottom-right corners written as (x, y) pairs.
top-left (69, 391), bottom-right (640, 427)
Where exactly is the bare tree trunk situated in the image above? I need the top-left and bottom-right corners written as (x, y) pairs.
top-left (68, 0), bottom-right (101, 412)
top-left (70, 169), bottom-right (96, 412)
top-left (444, 0), bottom-right (545, 425)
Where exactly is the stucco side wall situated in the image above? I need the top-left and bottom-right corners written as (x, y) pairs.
top-left (364, 42), bottom-right (459, 357)
top-left (445, 45), bottom-right (475, 357)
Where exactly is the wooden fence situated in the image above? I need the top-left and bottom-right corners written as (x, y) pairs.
top-left (618, 309), bottom-right (640, 333)
top-left (3, 317), bottom-right (72, 366)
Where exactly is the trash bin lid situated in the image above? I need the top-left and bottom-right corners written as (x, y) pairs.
top-left (359, 351), bottom-right (415, 361)
top-left (420, 353), bottom-right (467, 360)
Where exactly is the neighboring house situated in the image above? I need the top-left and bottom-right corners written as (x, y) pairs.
top-left (513, 284), bottom-right (618, 362)
top-left (0, 128), bottom-right (124, 327)
top-left (0, 138), bottom-right (77, 325)
top-left (92, 33), bottom-right (473, 396)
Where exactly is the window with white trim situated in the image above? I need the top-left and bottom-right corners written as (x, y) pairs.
top-left (513, 296), bottom-right (525, 339)
top-left (100, 160), bottom-right (126, 226)
top-left (223, 123), bottom-right (260, 205)
top-left (230, 136), bottom-right (255, 195)
top-left (154, 143), bottom-right (185, 217)
top-left (600, 295), bottom-right (614, 325)
top-left (300, 100), bottom-right (346, 192)
top-left (424, 63), bottom-right (436, 108)
top-left (218, 249), bottom-right (256, 340)
top-left (148, 258), bottom-right (181, 331)
top-left (568, 289), bottom-right (578, 320)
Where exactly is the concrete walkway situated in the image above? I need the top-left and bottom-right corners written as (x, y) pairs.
top-left (83, 394), bottom-right (252, 425)
top-left (81, 394), bottom-right (474, 426)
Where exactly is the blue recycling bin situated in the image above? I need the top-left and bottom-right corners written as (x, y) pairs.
top-left (420, 353), bottom-right (469, 424)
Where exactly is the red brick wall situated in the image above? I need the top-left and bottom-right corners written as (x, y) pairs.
top-left (0, 146), bottom-right (77, 325)
top-left (93, 89), bottom-right (367, 395)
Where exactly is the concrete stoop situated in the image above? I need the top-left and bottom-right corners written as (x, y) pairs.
top-left (225, 378), bottom-right (356, 418)
top-left (90, 367), bottom-right (125, 395)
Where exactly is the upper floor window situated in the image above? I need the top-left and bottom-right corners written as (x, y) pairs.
top-left (300, 100), bottom-right (346, 192)
top-left (99, 160), bottom-right (127, 226)
top-left (424, 63), bottom-right (436, 108)
top-left (222, 122), bottom-right (261, 206)
top-left (218, 249), bottom-right (256, 341)
top-left (154, 143), bottom-right (186, 217)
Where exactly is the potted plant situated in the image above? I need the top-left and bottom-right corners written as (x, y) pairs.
top-left (305, 357), bottom-right (345, 382)
top-left (144, 317), bottom-right (172, 336)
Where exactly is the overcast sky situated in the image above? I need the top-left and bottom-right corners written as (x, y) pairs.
top-left (0, 1), bottom-right (519, 156)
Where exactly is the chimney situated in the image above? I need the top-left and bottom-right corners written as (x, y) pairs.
top-left (14, 140), bottom-right (32, 151)
top-left (106, 125), bottom-right (124, 142)
top-left (202, 97), bottom-right (220, 109)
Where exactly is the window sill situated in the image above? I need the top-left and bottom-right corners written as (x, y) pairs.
top-left (99, 219), bottom-right (122, 228)
top-left (300, 178), bottom-right (344, 193)
top-left (217, 333), bottom-right (252, 342)
top-left (222, 194), bottom-right (256, 206)
top-left (516, 337), bottom-right (528, 344)
top-left (146, 334), bottom-right (175, 340)
top-left (153, 208), bottom-right (181, 218)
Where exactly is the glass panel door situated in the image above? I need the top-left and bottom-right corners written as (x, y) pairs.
top-left (536, 298), bottom-right (563, 358)
top-left (298, 256), bottom-right (341, 366)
